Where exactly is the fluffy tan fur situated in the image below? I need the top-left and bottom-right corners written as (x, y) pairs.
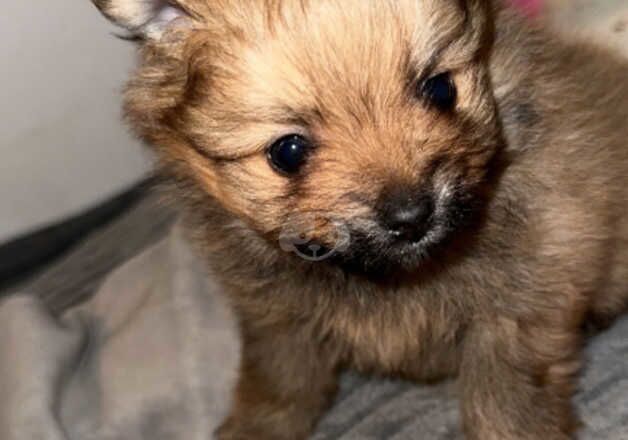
top-left (94, 0), bottom-right (628, 438)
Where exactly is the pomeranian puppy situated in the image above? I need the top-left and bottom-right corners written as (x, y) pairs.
top-left (93, 0), bottom-right (628, 438)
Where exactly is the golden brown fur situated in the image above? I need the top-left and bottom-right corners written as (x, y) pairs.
top-left (93, 0), bottom-right (628, 438)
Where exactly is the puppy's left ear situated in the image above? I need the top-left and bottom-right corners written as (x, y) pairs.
top-left (92, 0), bottom-right (192, 39)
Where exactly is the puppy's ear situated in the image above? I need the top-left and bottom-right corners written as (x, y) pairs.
top-left (92, 0), bottom-right (191, 39)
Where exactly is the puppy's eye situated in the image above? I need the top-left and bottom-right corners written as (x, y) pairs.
top-left (421, 72), bottom-right (457, 111)
top-left (267, 134), bottom-right (311, 175)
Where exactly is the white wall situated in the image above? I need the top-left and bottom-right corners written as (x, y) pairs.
top-left (0, 1), bottom-right (151, 244)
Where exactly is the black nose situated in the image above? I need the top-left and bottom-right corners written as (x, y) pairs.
top-left (378, 192), bottom-right (435, 243)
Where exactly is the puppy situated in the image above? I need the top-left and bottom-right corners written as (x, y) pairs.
top-left (93, 0), bottom-right (628, 438)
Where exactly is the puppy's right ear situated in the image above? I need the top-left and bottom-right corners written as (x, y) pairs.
top-left (92, 0), bottom-right (192, 40)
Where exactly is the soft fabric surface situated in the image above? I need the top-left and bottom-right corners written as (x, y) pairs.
top-left (0, 178), bottom-right (153, 291)
top-left (0, 223), bottom-right (239, 440)
top-left (1, 213), bottom-right (627, 440)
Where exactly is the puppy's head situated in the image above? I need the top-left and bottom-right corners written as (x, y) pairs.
top-left (95, 0), bottom-right (502, 272)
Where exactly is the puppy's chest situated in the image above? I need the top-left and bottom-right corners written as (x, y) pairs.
top-left (325, 293), bottom-right (465, 379)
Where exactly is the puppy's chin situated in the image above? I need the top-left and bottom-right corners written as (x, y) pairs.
top-left (333, 229), bottom-right (446, 277)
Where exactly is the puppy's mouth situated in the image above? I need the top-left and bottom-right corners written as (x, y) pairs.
top-left (335, 223), bottom-right (446, 274)
top-left (334, 189), bottom-right (480, 274)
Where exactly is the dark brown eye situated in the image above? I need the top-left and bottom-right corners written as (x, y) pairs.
top-left (267, 134), bottom-right (311, 175)
top-left (421, 72), bottom-right (457, 111)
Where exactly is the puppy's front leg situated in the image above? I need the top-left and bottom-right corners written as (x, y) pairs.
top-left (460, 319), bottom-right (582, 440)
top-left (216, 320), bottom-right (339, 440)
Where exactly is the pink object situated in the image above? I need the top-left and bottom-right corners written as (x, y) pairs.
top-left (509, 0), bottom-right (543, 17)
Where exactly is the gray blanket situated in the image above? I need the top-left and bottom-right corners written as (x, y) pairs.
top-left (1, 217), bottom-right (627, 440)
